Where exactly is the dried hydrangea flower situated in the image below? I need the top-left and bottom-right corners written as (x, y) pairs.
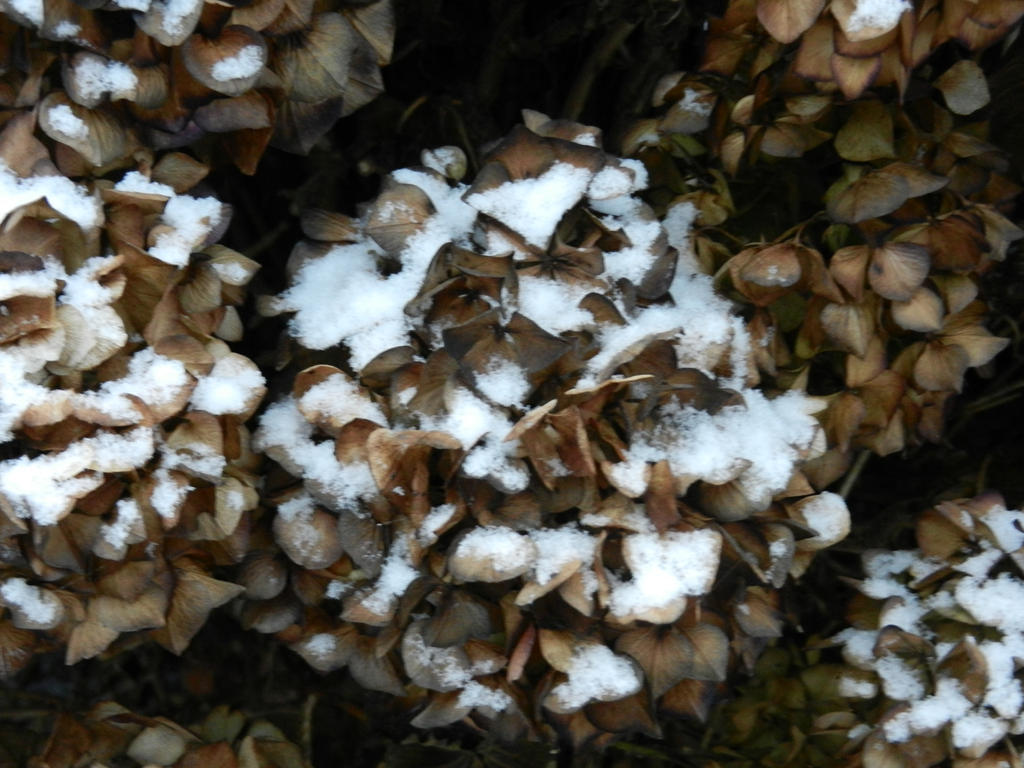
top-left (830, 493), bottom-right (1024, 763)
top-left (0, 113), bottom-right (264, 670)
top-left (254, 114), bottom-right (852, 739)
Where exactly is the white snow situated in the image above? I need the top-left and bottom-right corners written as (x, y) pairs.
top-left (528, 526), bottom-right (596, 586)
top-left (8, 0), bottom-right (42, 26)
top-left (607, 391), bottom-right (818, 501)
top-left (548, 644), bottom-right (642, 711)
top-left (451, 526), bottom-right (536, 581)
top-left (474, 357), bottom-right (529, 406)
top-left (0, 161), bottom-right (101, 230)
top-left (254, 397), bottom-right (378, 511)
top-left (68, 56), bottom-right (138, 105)
top-left (0, 428), bottom-right (154, 525)
top-left (152, 0), bottom-right (202, 40)
top-left (796, 492), bottom-right (851, 549)
top-left (0, 577), bottom-right (59, 625)
top-left (73, 348), bottom-right (190, 423)
top-left (361, 534), bottom-right (419, 614)
top-left (417, 503), bottom-right (458, 545)
top-left (52, 21), bottom-right (80, 39)
top-left (190, 354), bottom-right (265, 415)
top-left (465, 162), bottom-right (593, 248)
top-left (115, 171), bottom-right (174, 197)
top-left (46, 104), bottom-right (88, 139)
top-left (150, 467), bottom-right (191, 520)
top-left (211, 45), bottom-right (265, 82)
top-left (148, 195), bottom-right (223, 267)
top-left (297, 372), bottom-right (385, 426)
top-left (609, 529), bottom-right (721, 622)
top-left (841, 0), bottom-right (911, 37)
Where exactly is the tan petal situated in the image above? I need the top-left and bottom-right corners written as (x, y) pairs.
top-left (66, 618), bottom-right (119, 664)
top-left (274, 504), bottom-right (343, 569)
top-left (38, 93), bottom-right (127, 169)
top-left (88, 587), bottom-right (167, 633)
top-left (366, 179), bottom-right (435, 253)
top-left (830, 245), bottom-right (870, 301)
top-left (343, 0), bottom-right (395, 65)
top-left (156, 566), bottom-right (244, 654)
top-left (830, 52), bottom-right (881, 100)
top-left (827, 166), bottom-right (909, 224)
top-left (616, 627), bottom-right (695, 697)
top-left (834, 100), bottom-right (894, 162)
top-left (891, 287), bottom-right (944, 332)
top-left (757, 0), bottom-right (826, 43)
top-left (868, 242), bottom-right (930, 301)
top-left (935, 60), bottom-right (989, 115)
top-left (273, 13), bottom-right (358, 102)
top-left (820, 300), bottom-right (874, 357)
top-left (913, 340), bottom-right (970, 391)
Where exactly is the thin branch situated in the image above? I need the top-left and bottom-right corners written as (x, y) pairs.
top-left (838, 449), bottom-right (872, 499)
top-left (563, 20), bottom-right (638, 121)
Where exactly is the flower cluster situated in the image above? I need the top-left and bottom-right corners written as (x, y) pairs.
top-left (0, 0), bottom-right (393, 171)
top-left (832, 493), bottom-right (1024, 763)
top-left (254, 114), bottom-right (851, 740)
top-left (0, 112), bottom-right (264, 669)
top-left (628, 0), bottom-right (1020, 487)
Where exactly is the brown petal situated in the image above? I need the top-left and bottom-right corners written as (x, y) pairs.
top-left (660, 679), bottom-right (718, 721)
top-left (183, 26), bottom-right (267, 98)
top-left (301, 208), bottom-right (360, 242)
top-left (193, 92), bottom-right (273, 133)
top-left (292, 626), bottom-right (355, 672)
top-left (939, 303), bottom-right (1008, 366)
top-left (152, 152), bottom-right (210, 194)
top-left (734, 242), bottom-right (802, 295)
top-left (348, 636), bottom-right (405, 695)
top-left (0, 621), bottom-right (35, 677)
